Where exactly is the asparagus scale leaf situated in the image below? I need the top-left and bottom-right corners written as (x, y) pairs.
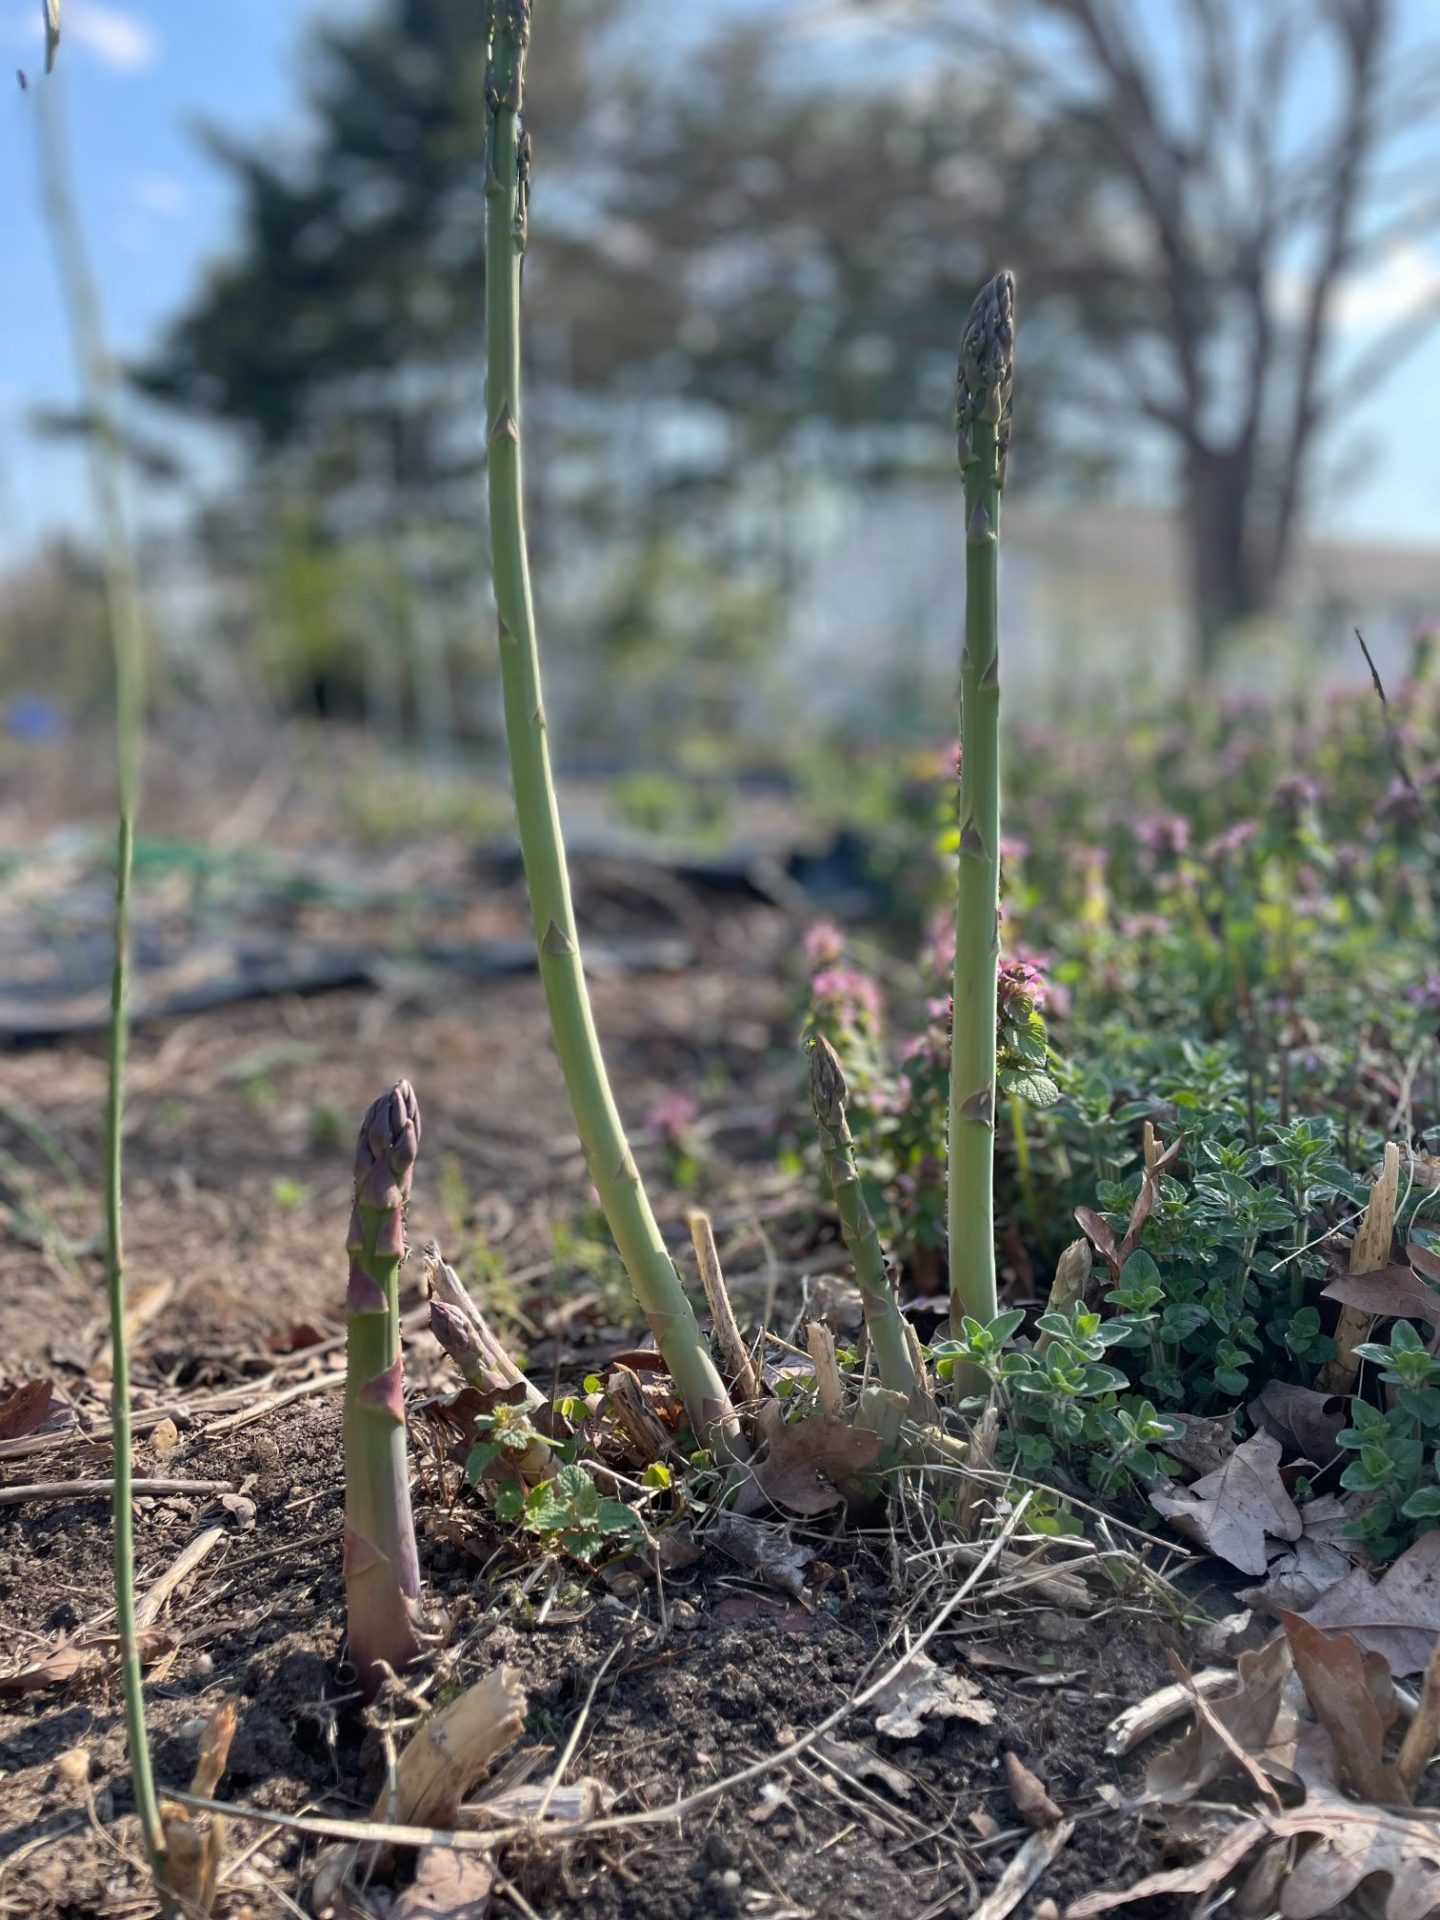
top-left (948, 272), bottom-right (1015, 1341)
top-left (482, 1), bottom-right (743, 1461)
top-left (344, 1081), bottom-right (423, 1698)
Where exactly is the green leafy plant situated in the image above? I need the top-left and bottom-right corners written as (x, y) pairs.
top-left (933, 1303), bottom-right (1182, 1500)
top-left (493, 1463), bottom-right (645, 1564)
top-left (1340, 1322), bottom-right (1440, 1558)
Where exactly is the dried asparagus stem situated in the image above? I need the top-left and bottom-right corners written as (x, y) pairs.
top-left (949, 271), bottom-right (1015, 1340)
top-left (344, 1083), bottom-right (423, 1699)
top-left (424, 1241), bottom-right (544, 1411)
top-left (35, 49), bottom-right (163, 1873)
top-left (808, 1036), bottom-right (920, 1405)
top-left (689, 1210), bottom-right (762, 1408)
top-left (482, 3), bottom-right (742, 1461)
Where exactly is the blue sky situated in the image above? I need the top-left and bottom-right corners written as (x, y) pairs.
top-left (3, 0), bottom-right (1439, 557)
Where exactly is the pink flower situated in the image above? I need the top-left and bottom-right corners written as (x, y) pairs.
top-left (803, 920), bottom-right (846, 969)
top-left (999, 950), bottom-right (1048, 1011)
top-left (810, 966), bottom-right (882, 1028)
top-left (647, 1093), bottom-right (699, 1144)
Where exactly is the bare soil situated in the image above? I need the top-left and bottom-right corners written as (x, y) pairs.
top-left (0, 749), bottom-right (1198, 1919)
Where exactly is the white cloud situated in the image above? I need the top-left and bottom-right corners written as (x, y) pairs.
top-left (1276, 242), bottom-right (1440, 337)
top-left (67, 3), bottom-right (158, 73)
top-left (128, 171), bottom-right (186, 218)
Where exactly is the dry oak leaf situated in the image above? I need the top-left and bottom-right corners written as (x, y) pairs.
top-left (1277, 1609), bottom-right (1406, 1805)
top-left (1159, 1410), bottom-right (1236, 1478)
top-left (743, 1400), bottom-right (881, 1516)
top-left (869, 1648), bottom-right (996, 1739)
top-left (1069, 1796), bottom-right (1440, 1919)
top-left (1242, 1494), bottom-right (1354, 1616)
top-left (0, 1378), bottom-right (54, 1440)
top-left (1296, 1529), bottom-right (1440, 1677)
top-left (1145, 1635), bottom-right (1291, 1803)
top-left (1322, 1265), bottom-right (1440, 1332)
top-left (1249, 1382), bottom-right (1346, 1463)
top-left (1150, 1430), bottom-right (1301, 1575)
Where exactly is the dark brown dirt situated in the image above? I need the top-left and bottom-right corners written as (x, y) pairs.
top-left (2, 1391), bottom-right (1195, 1920)
top-left (0, 755), bottom-right (1195, 1919)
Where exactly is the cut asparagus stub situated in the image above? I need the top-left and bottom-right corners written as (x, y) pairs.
top-left (482, 4), bottom-right (744, 1463)
top-left (949, 271), bottom-right (1015, 1342)
top-left (344, 1082), bottom-right (422, 1698)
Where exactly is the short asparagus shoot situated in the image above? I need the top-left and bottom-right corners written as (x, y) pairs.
top-left (344, 1082), bottom-right (423, 1698)
top-left (481, 1), bottom-right (743, 1460)
top-left (809, 1037), bottom-right (920, 1405)
top-left (948, 272), bottom-right (1015, 1342)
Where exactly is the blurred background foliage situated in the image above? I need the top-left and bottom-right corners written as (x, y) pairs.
top-left (2, 0), bottom-right (1439, 767)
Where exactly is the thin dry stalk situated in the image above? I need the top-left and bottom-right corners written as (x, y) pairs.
top-left (806, 1321), bottom-right (844, 1417)
top-left (1397, 1633), bottom-right (1440, 1796)
top-left (689, 1211), bottom-right (761, 1407)
top-left (1319, 1140), bottom-right (1401, 1393)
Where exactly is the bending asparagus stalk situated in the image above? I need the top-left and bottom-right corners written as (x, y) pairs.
top-left (344, 1082), bottom-right (423, 1699)
top-left (37, 52), bottom-right (165, 1873)
top-left (948, 272), bottom-right (1015, 1339)
top-left (482, 2), bottom-right (743, 1462)
top-left (809, 1037), bottom-right (920, 1405)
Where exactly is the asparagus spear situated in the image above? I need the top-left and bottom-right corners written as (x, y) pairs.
top-left (482, 2), bottom-right (743, 1461)
top-left (809, 1036), bottom-right (919, 1405)
top-left (948, 272), bottom-right (1015, 1341)
top-left (344, 1081), bottom-right (422, 1698)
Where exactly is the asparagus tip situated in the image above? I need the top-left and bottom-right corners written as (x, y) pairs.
top-left (956, 270), bottom-right (1016, 475)
top-left (353, 1080), bottom-right (421, 1213)
top-left (808, 1034), bottom-right (848, 1125)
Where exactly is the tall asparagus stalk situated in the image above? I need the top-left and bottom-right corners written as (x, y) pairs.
top-left (482, 2), bottom-right (743, 1462)
top-left (948, 273), bottom-right (1015, 1339)
top-left (35, 43), bottom-right (164, 1873)
top-left (809, 1038), bottom-right (919, 1405)
top-left (344, 1082), bottom-right (423, 1699)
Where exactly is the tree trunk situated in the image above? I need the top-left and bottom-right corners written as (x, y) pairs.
top-left (1182, 446), bottom-right (1271, 680)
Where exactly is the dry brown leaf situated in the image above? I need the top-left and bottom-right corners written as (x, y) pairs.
top-left (1322, 1265), bottom-right (1440, 1331)
top-left (1146, 1636), bottom-right (1291, 1802)
top-left (1242, 1495), bottom-right (1354, 1614)
top-left (1248, 1383), bottom-right (1346, 1463)
top-left (1073, 1206), bottom-right (1120, 1282)
top-left (382, 1667), bottom-right (526, 1829)
top-left (1118, 1135), bottom-right (1183, 1262)
top-left (391, 1847), bottom-right (495, 1918)
top-left (0, 1642), bottom-right (88, 1696)
top-left (814, 1735), bottom-right (915, 1798)
top-left (743, 1401), bottom-right (881, 1516)
top-left (1275, 1794), bottom-right (1440, 1919)
top-left (1067, 1820), bottom-right (1267, 1916)
top-left (1160, 1410), bottom-right (1237, 1477)
top-left (1296, 1529), bottom-right (1440, 1676)
top-left (870, 1649), bottom-right (995, 1739)
top-left (1277, 1610), bottom-right (1406, 1804)
top-left (1150, 1431), bottom-right (1301, 1574)
top-left (0, 1379), bottom-right (54, 1441)
top-left (1003, 1749), bottom-right (1063, 1828)
top-left (708, 1511), bottom-right (814, 1597)
top-left (1410, 1240), bottom-right (1440, 1286)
